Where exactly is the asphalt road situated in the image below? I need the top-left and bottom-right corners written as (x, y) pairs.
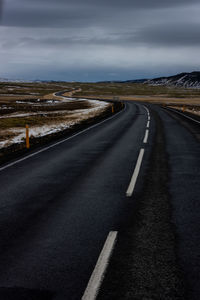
top-left (0, 101), bottom-right (199, 300)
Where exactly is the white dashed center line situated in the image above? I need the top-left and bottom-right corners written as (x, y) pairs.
top-left (126, 105), bottom-right (150, 197)
top-left (126, 148), bottom-right (145, 197)
top-left (143, 129), bottom-right (149, 144)
top-left (82, 231), bottom-right (118, 300)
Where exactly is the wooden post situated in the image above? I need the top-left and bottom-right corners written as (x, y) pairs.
top-left (26, 124), bottom-right (30, 149)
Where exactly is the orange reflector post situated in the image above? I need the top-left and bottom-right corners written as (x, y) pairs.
top-left (26, 124), bottom-right (30, 149)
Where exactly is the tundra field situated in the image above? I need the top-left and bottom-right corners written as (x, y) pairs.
top-left (74, 81), bottom-right (200, 104)
top-left (0, 81), bottom-right (111, 162)
top-left (0, 81), bottom-right (199, 159)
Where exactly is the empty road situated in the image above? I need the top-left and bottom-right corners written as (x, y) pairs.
top-left (0, 101), bottom-right (199, 300)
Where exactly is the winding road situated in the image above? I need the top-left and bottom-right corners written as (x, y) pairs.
top-left (0, 101), bottom-right (199, 300)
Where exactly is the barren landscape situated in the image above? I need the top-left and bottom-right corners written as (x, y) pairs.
top-left (0, 82), bottom-right (111, 152)
top-left (73, 82), bottom-right (200, 105)
top-left (1, 81), bottom-right (199, 155)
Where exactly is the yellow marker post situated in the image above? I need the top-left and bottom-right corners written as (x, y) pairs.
top-left (26, 124), bottom-right (30, 149)
top-left (182, 105), bottom-right (185, 112)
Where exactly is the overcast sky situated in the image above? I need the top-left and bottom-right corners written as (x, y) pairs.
top-left (0, 0), bottom-right (200, 81)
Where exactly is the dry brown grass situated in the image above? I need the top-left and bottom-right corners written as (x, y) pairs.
top-left (0, 82), bottom-right (110, 149)
top-left (0, 95), bottom-right (38, 103)
top-left (116, 95), bottom-right (200, 106)
top-left (73, 82), bottom-right (200, 106)
top-left (0, 82), bottom-right (79, 103)
top-left (74, 94), bottom-right (200, 106)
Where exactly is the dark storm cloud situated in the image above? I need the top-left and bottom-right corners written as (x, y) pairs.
top-left (2, 8), bottom-right (95, 28)
top-left (2, 0), bottom-right (200, 28)
top-left (3, 22), bottom-right (200, 49)
top-left (1, 0), bottom-right (200, 81)
top-left (0, 0), bottom-right (3, 20)
top-left (6, 0), bottom-right (200, 9)
top-left (133, 23), bottom-right (200, 47)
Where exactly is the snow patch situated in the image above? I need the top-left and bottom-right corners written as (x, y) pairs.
top-left (0, 98), bottom-right (110, 149)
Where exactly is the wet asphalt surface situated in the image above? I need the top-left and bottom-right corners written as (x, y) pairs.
top-left (161, 108), bottom-right (200, 300)
top-left (0, 102), bottom-right (199, 299)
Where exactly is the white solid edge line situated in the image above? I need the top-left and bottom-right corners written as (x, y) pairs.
top-left (143, 129), bottom-right (149, 144)
top-left (126, 148), bottom-right (145, 197)
top-left (0, 105), bottom-right (126, 172)
top-left (147, 120), bottom-right (150, 128)
top-left (166, 107), bottom-right (200, 124)
top-left (82, 231), bottom-right (118, 300)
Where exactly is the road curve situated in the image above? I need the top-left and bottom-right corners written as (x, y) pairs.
top-left (0, 101), bottom-right (199, 300)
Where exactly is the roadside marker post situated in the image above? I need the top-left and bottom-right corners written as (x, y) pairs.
top-left (26, 125), bottom-right (30, 149)
top-left (112, 106), bottom-right (114, 113)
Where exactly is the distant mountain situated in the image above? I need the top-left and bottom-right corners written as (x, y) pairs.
top-left (121, 79), bottom-right (147, 83)
top-left (146, 71), bottom-right (200, 88)
top-left (98, 79), bottom-right (147, 83)
top-left (98, 71), bottom-right (200, 88)
top-left (2, 72), bottom-right (200, 87)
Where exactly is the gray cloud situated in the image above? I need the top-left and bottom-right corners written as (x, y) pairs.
top-left (133, 23), bottom-right (200, 47)
top-left (0, 0), bottom-right (3, 21)
top-left (2, 0), bottom-right (200, 28)
top-left (3, 22), bottom-right (200, 49)
top-left (0, 0), bottom-right (200, 81)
